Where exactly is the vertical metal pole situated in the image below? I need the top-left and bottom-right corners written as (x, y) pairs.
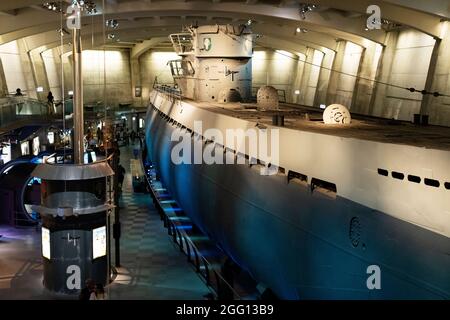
top-left (73, 28), bottom-right (84, 164)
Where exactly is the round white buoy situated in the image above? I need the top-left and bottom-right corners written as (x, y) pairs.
top-left (323, 104), bottom-right (352, 124)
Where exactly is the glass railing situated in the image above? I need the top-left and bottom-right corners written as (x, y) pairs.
top-left (0, 95), bottom-right (148, 129)
top-left (0, 96), bottom-right (49, 128)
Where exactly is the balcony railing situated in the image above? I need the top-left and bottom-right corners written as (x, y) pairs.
top-left (0, 97), bottom-right (50, 128)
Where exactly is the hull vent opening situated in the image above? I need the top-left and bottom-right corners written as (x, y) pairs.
top-left (311, 177), bottom-right (337, 199)
top-left (424, 178), bottom-right (440, 188)
top-left (408, 175), bottom-right (421, 183)
top-left (287, 170), bottom-right (307, 183)
top-left (392, 171), bottom-right (404, 180)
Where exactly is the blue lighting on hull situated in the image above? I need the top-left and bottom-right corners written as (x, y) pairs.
top-left (145, 107), bottom-right (450, 300)
top-left (163, 207), bottom-right (183, 213)
top-left (175, 225), bottom-right (193, 230)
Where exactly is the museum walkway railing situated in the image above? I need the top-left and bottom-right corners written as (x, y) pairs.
top-left (0, 97), bottom-right (50, 128)
top-left (143, 161), bottom-right (242, 300)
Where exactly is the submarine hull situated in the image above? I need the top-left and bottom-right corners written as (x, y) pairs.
top-left (145, 101), bottom-right (450, 300)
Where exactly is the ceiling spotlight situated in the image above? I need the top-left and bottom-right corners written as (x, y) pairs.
top-left (106, 19), bottom-right (119, 29)
top-left (71, 0), bottom-right (97, 14)
top-left (299, 3), bottom-right (318, 20)
top-left (295, 27), bottom-right (308, 33)
top-left (42, 2), bottom-right (64, 13)
top-left (247, 19), bottom-right (252, 26)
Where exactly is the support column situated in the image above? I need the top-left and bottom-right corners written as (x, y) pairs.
top-left (130, 58), bottom-right (142, 107)
top-left (314, 50), bottom-right (335, 107)
top-left (17, 39), bottom-right (38, 99)
top-left (73, 28), bottom-right (84, 165)
top-left (291, 56), bottom-right (305, 104)
top-left (28, 50), bottom-right (50, 101)
top-left (368, 30), bottom-right (399, 117)
top-left (423, 21), bottom-right (450, 126)
top-left (0, 58), bottom-right (8, 97)
top-left (326, 41), bottom-right (346, 106)
top-left (419, 37), bottom-right (441, 117)
top-left (298, 47), bottom-right (315, 106)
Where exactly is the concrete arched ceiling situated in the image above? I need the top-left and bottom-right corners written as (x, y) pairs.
top-left (20, 16), bottom-right (340, 59)
top-left (0, 0), bottom-right (448, 56)
top-left (0, 6), bottom-right (380, 48)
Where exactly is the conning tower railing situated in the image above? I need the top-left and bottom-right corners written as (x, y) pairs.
top-left (144, 161), bottom-right (241, 300)
top-left (152, 76), bottom-right (183, 100)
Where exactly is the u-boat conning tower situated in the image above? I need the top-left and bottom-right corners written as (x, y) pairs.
top-left (168, 24), bottom-right (253, 103)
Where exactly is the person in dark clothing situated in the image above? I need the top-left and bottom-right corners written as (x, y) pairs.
top-left (15, 88), bottom-right (25, 113)
top-left (130, 130), bottom-right (136, 144)
top-left (124, 129), bottom-right (129, 146)
top-left (47, 91), bottom-right (55, 115)
top-left (97, 127), bottom-right (103, 142)
top-left (117, 164), bottom-right (126, 191)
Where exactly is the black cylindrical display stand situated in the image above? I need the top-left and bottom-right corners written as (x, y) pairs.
top-left (32, 161), bottom-right (114, 296)
top-left (41, 212), bottom-right (108, 294)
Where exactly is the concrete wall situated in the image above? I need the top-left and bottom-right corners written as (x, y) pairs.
top-left (0, 40), bottom-right (37, 99)
top-left (351, 42), bottom-right (383, 115)
top-left (326, 41), bottom-right (363, 108)
top-left (79, 49), bottom-right (133, 107)
top-left (371, 30), bottom-right (435, 122)
top-left (0, 56), bottom-right (9, 97)
top-left (1, 23), bottom-right (450, 127)
top-left (252, 49), bottom-right (307, 104)
top-left (42, 48), bottom-right (62, 101)
top-left (297, 48), bottom-right (323, 106)
top-left (28, 49), bottom-right (50, 101)
top-left (314, 49), bottom-right (335, 107)
top-left (424, 22), bottom-right (450, 126)
top-left (138, 50), bottom-right (179, 106)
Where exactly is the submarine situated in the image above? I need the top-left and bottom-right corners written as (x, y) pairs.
top-left (144, 24), bottom-right (450, 299)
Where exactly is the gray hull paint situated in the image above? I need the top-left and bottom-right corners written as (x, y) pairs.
top-left (145, 106), bottom-right (450, 299)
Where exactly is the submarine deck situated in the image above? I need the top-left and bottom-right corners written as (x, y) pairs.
top-left (181, 99), bottom-right (450, 152)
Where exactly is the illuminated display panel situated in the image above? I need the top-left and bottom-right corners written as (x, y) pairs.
top-left (42, 227), bottom-right (50, 260)
top-left (21, 141), bottom-right (29, 155)
top-left (32, 137), bottom-right (40, 156)
top-left (0, 145), bottom-right (11, 164)
top-left (93, 226), bottom-right (106, 259)
top-left (47, 132), bottom-right (55, 144)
